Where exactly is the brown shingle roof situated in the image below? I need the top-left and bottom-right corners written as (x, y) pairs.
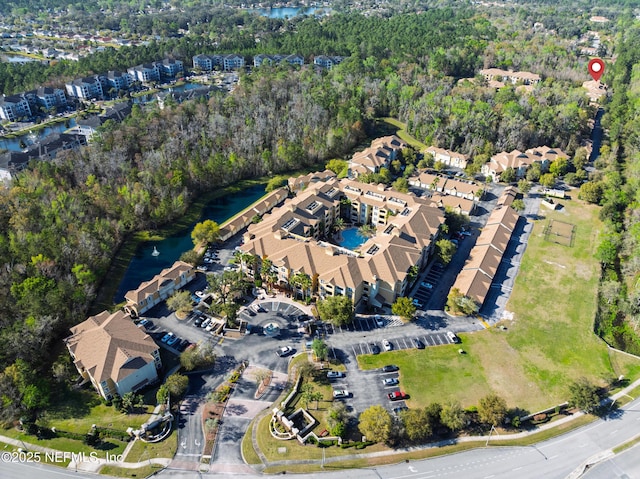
top-left (66, 310), bottom-right (158, 383)
top-left (125, 261), bottom-right (192, 305)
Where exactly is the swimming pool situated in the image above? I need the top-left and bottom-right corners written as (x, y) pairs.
top-left (338, 227), bottom-right (368, 250)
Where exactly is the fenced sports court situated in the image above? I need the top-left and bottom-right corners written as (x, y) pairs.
top-left (543, 219), bottom-right (576, 247)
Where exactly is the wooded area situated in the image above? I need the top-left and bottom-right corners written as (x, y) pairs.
top-left (0, 1), bottom-right (638, 426)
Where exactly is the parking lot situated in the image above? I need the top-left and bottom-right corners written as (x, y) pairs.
top-left (328, 366), bottom-right (408, 415)
top-left (345, 331), bottom-right (454, 357)
top-left (319, 314), bottom-right (405, 335)
top-left (412, 261), bottom-right (445, 308)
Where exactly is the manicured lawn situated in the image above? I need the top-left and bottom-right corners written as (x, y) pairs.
top-left (0, 427), bottom-right (128, 457)
top-left (360, 200), bottom-right (640, 412)
top-left (241, 419), bottom-right (262, 465)
top-left (381, 117), bottom-right (427, 150)
top-left (124, 429), bottom-right (177, 462)
top-left (43, 388), bottom-right (153, 433)
top-left (358, 342), bottom-right (490, 408)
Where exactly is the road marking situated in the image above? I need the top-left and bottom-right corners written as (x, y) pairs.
top-left (512, 467), bottom-right (522, 471)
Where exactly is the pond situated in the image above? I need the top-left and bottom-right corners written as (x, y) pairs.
top-left (114, 183), bottom-right (268, 303)
top-left (246, 6), bottom-right (330, 18)
top-left (338, 227), bottom-right (368, 250)
top-left (0, 118), bottom-right (77, 152)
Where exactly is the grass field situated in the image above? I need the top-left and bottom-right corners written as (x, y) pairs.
top-left (381, 117), bottom-right (427, 150)
top-left (360, 200), bottom-right (640, 412)
top-left (124, 429), bottom-right (177, 463)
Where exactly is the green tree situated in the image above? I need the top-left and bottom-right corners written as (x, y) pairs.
top-left (180, 343), bottom-right (216, 371)
top-left (478, 394), bottom-right (508, 427)
top-left (578, 181), bottom-right (604, 204)
top-left (549, 157), bottom-right (569, 178)
top-left (325, 159), bottom-right (348, 175)
top-left (191, 220), bottom-right (220, 247)
top-left (392, 177), bottom-right (409, 193)
top-left (166, 290), bottom-right (193, 316)
top-left (327, 401), bottom-right (348, 437)
top-left (572, 147), bottom-right (589, 171)
top-left (290, 271), bottom-right (312, 300)
top-left (511, 199), bottom-right (525, 212)
top-left (517, 179), bottom-right (531, 195)
top-left (500, 167), bottom-right (516, 183)
top-left (568, 377), bottom-right (600, 414)
top-left (266, 175), bottom-right (288, 192)
top-left (311, 339), bottom-right (329, 361)
top-left (317, 295), bottom-right (354, 326)
top-left (401, 408), bottom-right (433, 442)
top-left (440, 400), bottom-right (466, 431)
top-left (359, 405), bottom-right (393, 444)
top-left (391, 297), bottom-right (417, 321)
top-left (179, 249), bottom-right (200, 265)
top-left (164, 373), bottom-right (189, 399)
top-left (540, 173), bottom-right (556, 188)
top-left (436, 239), bottom-right (457, 265)
top-left (444, 208), bottom-right (470, 235)
top-left (208, 270), bottom-right (245, 304)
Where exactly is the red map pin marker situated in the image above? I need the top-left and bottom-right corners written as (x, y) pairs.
top-left (588, 58), bottom-right (605, 81)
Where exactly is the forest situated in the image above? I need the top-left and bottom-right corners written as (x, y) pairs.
top-left (0, 2), bottom-right (637, 425)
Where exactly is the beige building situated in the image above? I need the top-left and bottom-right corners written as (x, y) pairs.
top-left (479, 68), bottom-right (541, 86)
top-left (124, 261), bottom-right (195, 317)
top-left (65, 310), bottom-right (161, 400)
top-left (482, 146), bottom-right (568, 181)
top-left (240, 177), bottom-right (444, 308)
top-left (450, 190), bottom-right (520, 307)
top-left (349, 135), bottom-right (407, 178)
top-left (425, 146), bottom-right (469, 169)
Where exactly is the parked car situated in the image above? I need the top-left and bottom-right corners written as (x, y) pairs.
top-left (276, 346), bottom-right (292, 357)
top-left (161, 332), bottom-right (173, 343)
top-left (257, 306), bottom-right (267, 313)
top-left (194, 316), bottom-right (204, 327)
top-left (381, 364), bottom-right (399, 372)
top-left (246, 309), bottom-right (256, 317)
top-left (333, 389), bottom-right (350, 399)
top-left (197, 265), bottom-right (208, 271)
top-left (388, 391), bottom-right (408, 401)
top-left (327, 371), bottom-right (345, 379)
top-left (420, 281), bottom-right (433, 289)
top-left (383, 339), bottom-right (392, 351)
top-left (374, 315), bottom-right (385, 327)
top-left (195, 290), bottom-right (207, 298)
top-left (447, 331), bottom-right (460, 343)
top-left (177, 339), bottom-right (191, 351)
top-left (201, 318), bottom-right (212, 329)
top-left (370, 343), bottom-right (380, 355)
top-left (167, 335), bottom-right (180, 346)
top-left (382, 378), bottom-right (399, 386)
top-left (137, 318), bottom-right (149, 328)
top-left (412, 338), bottom-right (425, 349)
top-left (393, 406), bottom-right (409, 415)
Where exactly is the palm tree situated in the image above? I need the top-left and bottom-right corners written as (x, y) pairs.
top-left (333, 217), bottom-right (345, 234)
top-left (290, 271), bottom-right (312, 300)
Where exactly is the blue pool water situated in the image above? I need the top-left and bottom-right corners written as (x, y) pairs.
top-left (339, 227), bottom-right (367, 250)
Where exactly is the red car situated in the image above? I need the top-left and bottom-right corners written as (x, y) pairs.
top-left (388, 391), bottom-right (408, 401)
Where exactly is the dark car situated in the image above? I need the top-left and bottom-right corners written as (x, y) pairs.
top-left (194, 317), bottom-right (204, 327)
top-left (257, 306), bottom-right (267, 313)
top-left (393, 406), bottom-right (409, 415)
top-left (246, 309), bottom-right (256, 316)
top-left (382, 364), bottom-right (399, 372)
top-left (177, 339), bottom-right (191, 351)
top-left (370, 343), bottom-right (380, 355)
top-left (412, 338), bottom-right (425, 349)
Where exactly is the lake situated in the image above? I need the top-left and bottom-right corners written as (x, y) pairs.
top-left (247, 6), bottom-right (330, 18)
top-left (114, 183), bottom-right (269, 303)
top-left (0, 118), bottom-right (77, 152)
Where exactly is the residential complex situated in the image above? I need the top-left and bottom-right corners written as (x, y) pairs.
top-left (253, 54), bottom-right (305, 67)
top-left (348, 135), bottom-right (407, 178)
top-left (425, 146), bottom-right (469, 169)
top-left (450, 187), bottom-right (519, 308)
top-left (482, 146), bottom-right (568, 181)
top-left (192, 53), bottom-right (246, 71)
top-left (64, 310), bottom-right (162, 400)
top-left (124, 260), bottom-right (195, 317)
top-left (479, 68), bottom-right (541, 87)
top-left (240, 176), bottom-right (444, 309)
top-left (313, 55), bottom-right (345, 69)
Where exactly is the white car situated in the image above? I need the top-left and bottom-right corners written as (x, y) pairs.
top-left (327, 371), bottom-right (345, 379)
top-left (333, 389), bottom-right (350, 399)
top-left (447, 331), bottom-right (460, 343)
top-left (383, 339), bottom-right (392, 351)
top-left (195, 290), bottom-right (207, 298)
top-left (276, 346), bottom-right (292, 357)
top-left (382, 378), bottom-right (399, 386)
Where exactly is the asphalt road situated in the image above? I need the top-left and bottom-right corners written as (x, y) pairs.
top-left (5, 394), bottom-right (640, 478)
